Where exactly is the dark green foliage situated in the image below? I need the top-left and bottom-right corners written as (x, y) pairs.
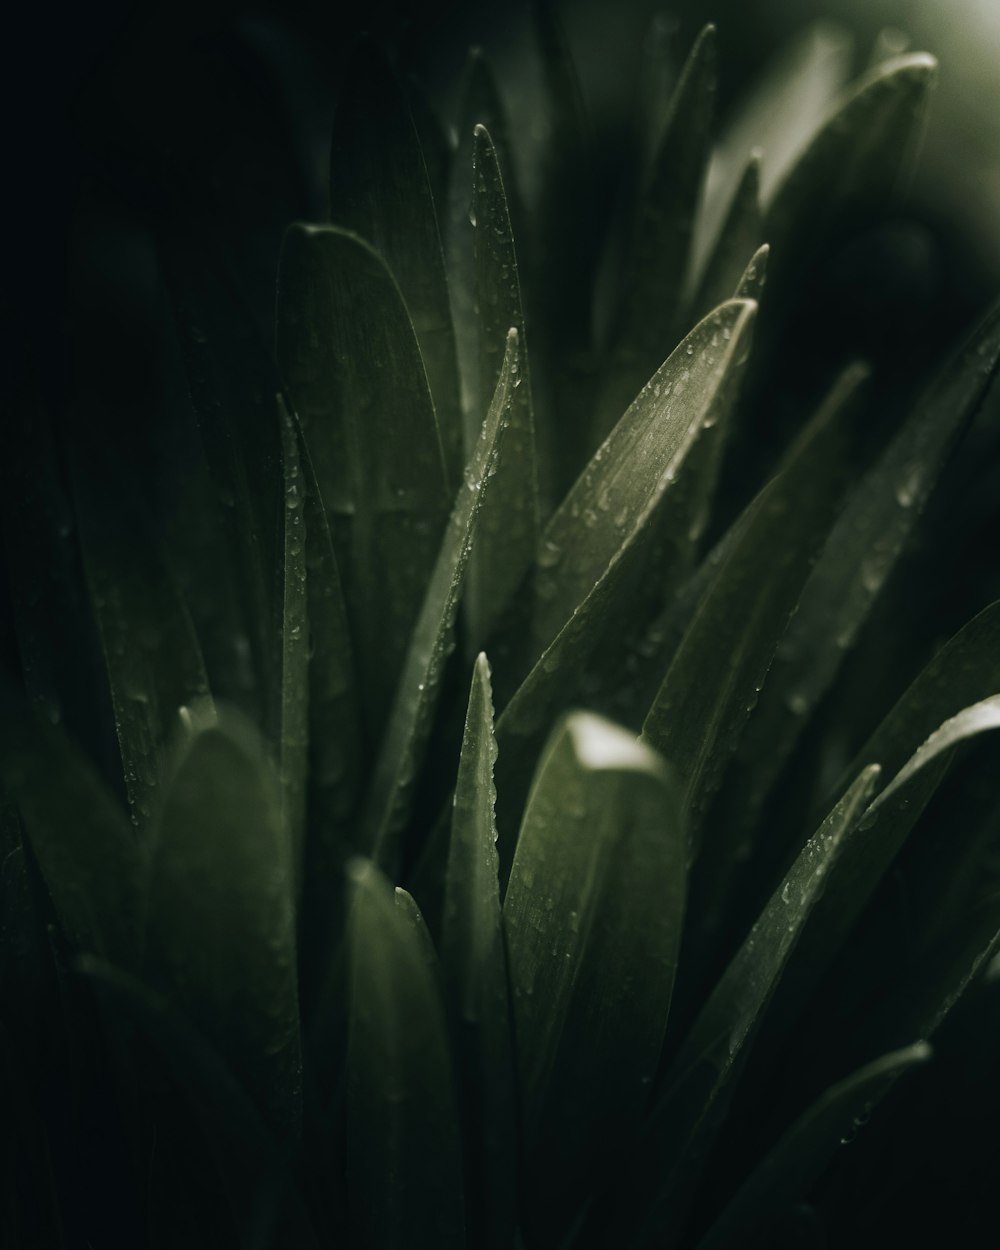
top-left (3, 10), bottom-right (1000, 1250)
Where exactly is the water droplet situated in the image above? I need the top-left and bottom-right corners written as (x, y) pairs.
top-left (781, 882), bottom-right (792, 904)
top-left (538, 539), bottom-right (562, 568)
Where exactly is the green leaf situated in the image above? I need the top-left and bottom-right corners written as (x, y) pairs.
top-left (345, 859), bottom-right (464, 1250)
top-left (466, 123), bottom-right (540, 644)
top-left (764, 52), bottom-right (937, 289)
top-left (628, 765), bottom-right (879, 1249)
top-left (360, 331), bottom-right (518, 873)
top-left (834, 599), bottom-right (1000, 802)
top-left (441, 654), bottom-right (516, 1250)
top-left (733, 242), bottom-right (770, 303)
top-left (492, 301), bottom-right (755, 866)
top-left (275, 397), bottom-right (309, 885)
top-left (276, 224), bottom-right (451, 748)
top-left (532, 299), bottom-right (756, 671)
top-left (448, 49), bottom-right (521, 429)
top-left (68, 443), bottom-right (212, 840)
top-left (596, 24), bottom-right (716, 438)
top-left (0, 700), bottom-right (143, 967)
top-left (144, 707), bottom-right (301, 1139)
top-left (691, 156), bottom-right (764, 320)
top-left (769, 696), bottom-right (1000, 1049)
top-left (697, 1042), bottom-right (931, 1250)
top-left (641, 349), bottom-right (858, 852)
top-left (329, 42), bottom-right (462, 487)
top-left (736, 303), bottom-right (1000, 835)
top-left (504, 712), bottom-right (685, 1245)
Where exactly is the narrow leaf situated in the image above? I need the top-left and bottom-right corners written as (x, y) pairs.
top-left (329, 42), bottom-right (462, 486)
top-left (770, 696), bottom-right (1000, 1047)
top-left (629, 765), bottom-right (879, 1249)
top-left (641, 350), bottom-right (857, 851)
top-left (532, 299), bottom-right (756, 669)
top-left (441, 654), bottom-right (516, 1250)
top-left (276, 224), bottom-right (451, 748)
top-left (697, 1042), bottom-right (931, 1250)
top-left (492, 302), bottom-right (755, 864)
top-left (467, 123), bottom-right (540, 643)
top-left (345, 859), bottom-right (464, 1249)
top-left (145, 707), bottom-right (301, 1139)
top-left (504, 713), bottom-right (685, 1244)
top-left (276, 396), bottom-right (309, 883)
top-left (361, 332), bottom-right (518, 873)
top-left (739, 303), bottom-right (1000, 833)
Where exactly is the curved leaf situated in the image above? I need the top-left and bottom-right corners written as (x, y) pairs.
top-left (697, 1042), bottom-right (931, 1250)
top-left (641, 349), bottom-right (858, 851)
top-left (361, 331), bottom-right (518, 873)
top-left (276, 224), bottom-right (451, 747)
top-left (627, 765), bottom-right (879, 1249)
top-left (144, 708), bottom-right (301, 1139)
top-left (345, 859), bottom-right (464, 1249)
top-left (329, 42), bottom-right (462, 485)
top-left (731, 300), bottom-right (1000, 832)
top-left (504, 713), bottom-right (685, 1244)
top-left (765, 52), bottom-right (937, 287)
top-left (492, 301), bottom-right (756, 865)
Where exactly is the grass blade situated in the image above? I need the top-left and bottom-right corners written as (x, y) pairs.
top-left (360, 332), bottom-right (518, 873)
top-left (504, 713), bottom-right (685, 1245)
top-left (0, 703), bottom-right (143, 968)
top-left (596, 24), bottom-right (716, 438)
top-left (697, 1042), bottom-right (931, 1250)
top-left (491, 302), bottom-right (755, 865)
top-left (641, 349), bottom-right (857, 853)
top-left (739, 304), bottom-right (1000, 833)
top-left (530, 299), bottom-right (756, 673)
top-left (276, 224), bottom-right (451, 749)
top-left (627, 765), bottom-right (879, 1249)
top-left (145, 707), bottom-right (301, 1140)
top-left (467, 123), bottom-right (540, 644)
top-left (276, 397), bottom-right (309, 886)
top-left (345, 859), bottom-right (464, 1249)
top-left (329, 42), bottom-right (462, 487)
top-left (441, 654), bottom-right (516, 1250)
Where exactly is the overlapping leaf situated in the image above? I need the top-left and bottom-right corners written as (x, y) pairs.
top-left (360, 332), bottom-right (518, 872)
top-left (697, 1042), bottom-right (931, 1250)
top-left (329, 42), bottom-right (462, 485)
top-left (345, 859), bottom-right (464, 1249)
top-left (621, 766), bottom-right (879, 1249)
top-left (504, 712), bottom-right (685, 1245)
top-left (144, 707), bottom-right (301, 1139)
top-left (276, 224), bottom-right (451, 748)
